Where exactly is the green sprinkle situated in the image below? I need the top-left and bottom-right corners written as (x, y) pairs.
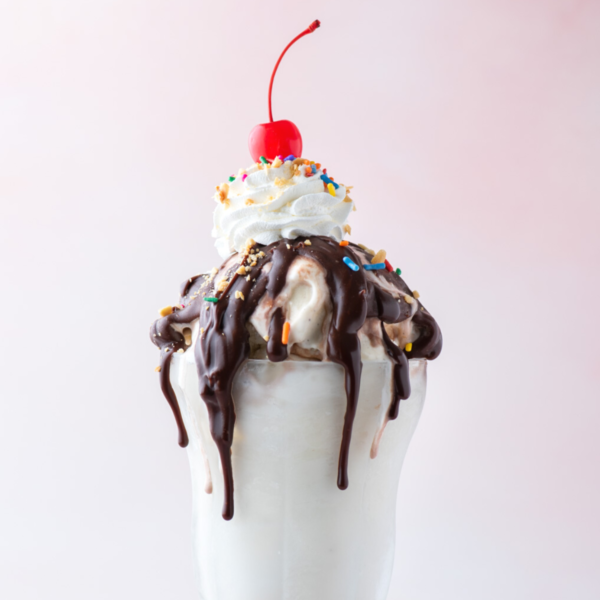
top-left (204, 297), bottom-right (218, 303)
top-left (228, 176), bottom-right (235, 182)
top-left (395, 268), bottom-right (402, 276)
top-left (259, 156), bottom-right (269, 165)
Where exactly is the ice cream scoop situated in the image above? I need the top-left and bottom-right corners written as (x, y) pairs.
top-left (151, 190), bottom-right (442, 519)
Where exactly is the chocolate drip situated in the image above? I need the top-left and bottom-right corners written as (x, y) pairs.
top-left (411, 308), bottom-right (443, 360)
top-left (150, 236), bottom-right (442, 519)
top-left (267, 307), bottom-right (288, 362)
top-left (152, 320), bottom-right (188, 447)
top-left (380, 322), bottom-right (411, 420)
top-left (179, 273), bottom-right (203, 298)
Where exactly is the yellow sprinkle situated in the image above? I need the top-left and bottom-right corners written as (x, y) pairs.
top-left (405, 342), bottom-right (413, 352)
top-left (413, 291), bottom-right (420, 299)
top-left (304, 239), bottom-right (312, 245)
top-left (235, 290), bottom-right (245, 300)
top-left (154, 366), bottom-right (161, 372)
top-left (404, 295), bottom-right (414, 304)
top-left (159, 305), bottom-right (173, 317)
top-left (372, 249), bottom-right (386, 264)
top-left (327, 182), bottom-right (336, 197)
top-left (263, 334), bottom-right (270, 342)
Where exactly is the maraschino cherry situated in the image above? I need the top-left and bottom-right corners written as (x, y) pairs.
top-left (248, 20), bottom-right (320, 162)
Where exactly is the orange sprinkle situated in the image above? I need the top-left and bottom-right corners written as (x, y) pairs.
top-left (339, 240), bottom-right (349, 246)
top-left (282, 321), bottom-right (291, 345)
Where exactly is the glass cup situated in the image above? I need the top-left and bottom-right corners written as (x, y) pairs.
top-left (170, 354), bottom-right (427, 600)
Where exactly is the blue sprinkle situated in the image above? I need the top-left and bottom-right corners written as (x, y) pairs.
top-left (364, 263), bottom-right (386, 271)
top-left (311, 164), bottom-right (317, 174)
top-left (320, 174), bottom-right (339, 189)
top-left (343, 256), bottom-right (359, 272)
top-left (283, 155), bottom-right (296, 162)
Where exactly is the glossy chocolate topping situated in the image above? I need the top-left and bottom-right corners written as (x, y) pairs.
top-left (150, 236), bottom-right (442, 519)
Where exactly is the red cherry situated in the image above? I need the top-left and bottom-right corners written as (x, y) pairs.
top-left (248, 120), bottom-right (302, 163)
top-left (248, 20), bottom-right (320, 162)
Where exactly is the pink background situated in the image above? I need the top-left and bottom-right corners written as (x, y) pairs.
top-left (1, 1), bottom-right (599, 598)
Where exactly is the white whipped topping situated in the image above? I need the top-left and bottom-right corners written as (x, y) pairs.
top-left (212, 160), bottom-right (353, 258)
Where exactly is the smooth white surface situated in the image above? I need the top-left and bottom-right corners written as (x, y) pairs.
top-left (1, 2), bottom-right (599, 599)
top-left (170, 357), bottom-right (427, 600)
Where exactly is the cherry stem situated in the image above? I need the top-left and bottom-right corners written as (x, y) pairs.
top-left (268, 20), bottom-right (320, 123)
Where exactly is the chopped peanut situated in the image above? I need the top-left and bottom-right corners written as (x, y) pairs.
top-left (372, 249), bottom-right (386, 264)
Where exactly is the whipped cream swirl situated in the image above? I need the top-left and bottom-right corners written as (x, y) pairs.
top-left (212, 160), bottom-right (353, 258)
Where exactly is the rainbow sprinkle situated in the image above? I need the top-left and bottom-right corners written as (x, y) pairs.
top-left (364, 263), bottom-right (386, 271)
top-left (405, 342), bottom-right (413, 352)
top-left (343, 256), bottom-right (359, 271)
top-left (320, 173), bottom-right (339, 189)
top-left (327, 183), bottom-right (336, 197)
top-left (384, 259), bottom-right (393, 272)
top-left (204, 297), bottom-right (218, 303)
top-left (259, 156), bottom-right (269, 165)
top-left (283, 154), bottom-right (296, 162)
top-left (311, 164), bottom-right (317, 174)
top-left (282, 321), bottom-right (291, 345)
top-left (242, 173), bottom-right (248, 181)
top-left (395, 268), bottom-right (402, 276)
top-left (339, 240), bottom-right (349, 247)
top-left (228, 175), bottom-right (235, 182)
